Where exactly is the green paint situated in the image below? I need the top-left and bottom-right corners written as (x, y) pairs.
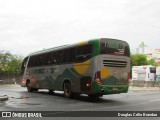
top-left (89, 39), bottom-right (100, 57)
top-left (91, 82), bottom-right (129, 95)
top-left (54, 68), bottom-right (81, 90)
top-left (102, 76), bottom-right (128, 85)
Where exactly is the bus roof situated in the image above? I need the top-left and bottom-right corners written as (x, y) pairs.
top-left (27, 38), bottom-right (128, 57)
top-left (28, 44), bottom-right (70, 56)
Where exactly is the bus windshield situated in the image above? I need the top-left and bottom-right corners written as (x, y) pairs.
top-left (100, 39), bottom-right (130, 57)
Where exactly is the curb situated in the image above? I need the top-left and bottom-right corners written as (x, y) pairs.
top-left (129, 87), bottom-right (160, 91)
top-left (0, 95), bottom-right (9, 102)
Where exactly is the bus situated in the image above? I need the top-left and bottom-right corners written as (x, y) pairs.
top-left (21, 38), bottom-right (131, 98)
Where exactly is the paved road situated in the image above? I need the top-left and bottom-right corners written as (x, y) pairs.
top-left (0, 85), bottom-right (160, 120)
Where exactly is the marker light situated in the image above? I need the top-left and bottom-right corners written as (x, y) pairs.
top-left (95, 71), bottom-right (103, 84)
top-left (86, 83), bottom-right (90, 87)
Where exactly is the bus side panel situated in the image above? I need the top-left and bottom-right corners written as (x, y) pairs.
top-left (72, 59), bottom-right (93, 93)
top-left (53, 64), bottom-right (81, 92)
top-left (53, 59), bottom-right (93, 94)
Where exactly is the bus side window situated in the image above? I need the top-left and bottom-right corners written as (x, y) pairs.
top-left (69, 47), bottom-right (76, 62)
top-left (43, 53), bottom-right (52, 66)
top-left (38, 55), bottom-right (43, 66)
top-left (75, 44), bottom-right (92, 62)
top-left (28, 56), bottom-right (35, 67)
top-left (43, 53), bottom-right (48, 66)
top-left (51, 54), bottom-right (57, 65)
top-left (47, 53), bottom-right (51, 65)
top-left (63, 49), bottom-right (70, 63)
top-left (53, 51), bottom-right (63, 64)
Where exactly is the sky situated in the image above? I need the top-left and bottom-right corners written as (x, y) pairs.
top-left (0, 0), bottom-right (160, 56)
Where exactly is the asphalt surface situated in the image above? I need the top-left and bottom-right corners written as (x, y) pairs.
top-left (0, 84), bottom-right (160, 120)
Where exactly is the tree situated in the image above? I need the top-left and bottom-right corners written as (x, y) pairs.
top-left (147, 58), bottom-right (158, 66)
top-left (0, 51), bottom-right (23, 75)
top-left (131, 54), bottom-right (148, 66)
top-left (131, 53), bottom-right (158, 66)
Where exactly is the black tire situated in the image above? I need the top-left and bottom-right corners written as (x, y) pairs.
top-left (48, 90), bottom-right (54, 94)
top-left (64, 82), bottom-right (72, 98)
top-left (88, 94), bottom-right (103, 98)
top-left (26, 82), bottom-right (34, 92)
top-left (72, 93), bottom-right (80, 98)
top-left (33, 88), bottom-right (38, 92)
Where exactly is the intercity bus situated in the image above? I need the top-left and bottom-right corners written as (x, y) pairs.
top-left (21, 38), bottom-right (131, 98)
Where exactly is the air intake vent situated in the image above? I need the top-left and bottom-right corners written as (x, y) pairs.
top-left (103, 60), bottom-right (127, 68)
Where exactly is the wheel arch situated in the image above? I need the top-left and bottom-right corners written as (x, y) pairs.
top-left (62, 78), bottom-right (71, 91)
top-left (26, 79), bottom-right (31, 86)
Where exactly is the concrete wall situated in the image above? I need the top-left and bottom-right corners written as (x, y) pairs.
top-left (0, 75), bottom-right (21, 84)
top-left (130, 80), bottom-right (160, 87)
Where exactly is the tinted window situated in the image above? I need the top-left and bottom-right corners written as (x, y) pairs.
top-left (21, 57), bottom-right (28, 75)
top-left (63, 49), bottom-right (70, 63)
top-left (37, 55), bottom-right (43, 66)
top-left (28, 56), bottom-right (35, 67)
top-left (27, 44), bottom-right (93, 67)
top-left (55, 50), bottom-right (63, 64)
top-left (150, 67), bottom-right (156, 73)
top-left (100, 39), bottom-right (130, 57)
top-left (43, 53), bottom-right (52, 65)
top-left (28, 55), bottom-right (43, 67)
top-left (69, 47), bottom-right (76, 62)
top-left (75, 44), bottom-right (92, 62)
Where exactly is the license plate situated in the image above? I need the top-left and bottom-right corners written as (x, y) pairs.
top-left (112, 87), bottom-right (118, 91)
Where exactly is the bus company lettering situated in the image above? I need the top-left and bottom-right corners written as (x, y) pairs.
top-left (32, 68), bottom-right (45, 74)
top-left (32, 68), bottom-right (57, 74)
top-left (12, 112), bottom-right (42, 117)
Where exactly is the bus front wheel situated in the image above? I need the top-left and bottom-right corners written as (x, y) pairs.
top-left (64, 82), bottom-right (72, 98)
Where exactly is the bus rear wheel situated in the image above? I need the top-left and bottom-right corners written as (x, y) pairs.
top-left (64, 82), bottom-right (72, 98)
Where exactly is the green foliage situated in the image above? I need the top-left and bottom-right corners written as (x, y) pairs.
top-left (0, 51), bottom-right (23, 75)
top-left (131, 53), bottom-right (158, 66)
top-left (131, 54), bottom-right (148, 66)
top-left (147, 58), bottom-right (158, 66)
